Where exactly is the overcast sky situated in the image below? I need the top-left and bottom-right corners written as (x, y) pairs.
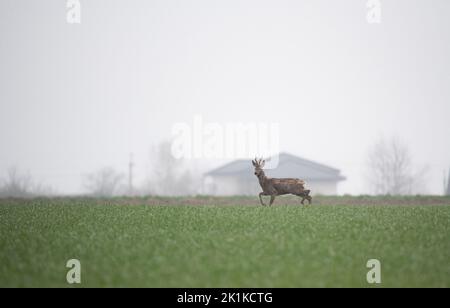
top-left (1, 0), bottom-right (449, 195)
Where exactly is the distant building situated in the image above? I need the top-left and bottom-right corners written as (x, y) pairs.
top-left (203, 153), bottom-right (346, 196)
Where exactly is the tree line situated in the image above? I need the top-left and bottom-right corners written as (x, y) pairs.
top-left (1, 138), bottom-right (449, 198)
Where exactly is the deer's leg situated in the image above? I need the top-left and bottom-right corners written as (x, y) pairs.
top-left (295, 193), bottom-right (304, 204)
top-left (269, 195), bottom-right (275, 206)
top-left (259, 192), bottom-right (266, 206)
top-left (297, 190), bottom-right (312, 205)
top-left (301, 195), bottom-right (312, 206)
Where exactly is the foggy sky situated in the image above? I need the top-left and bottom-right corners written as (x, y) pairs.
top-left (1, 0), bottom-right (450, 195)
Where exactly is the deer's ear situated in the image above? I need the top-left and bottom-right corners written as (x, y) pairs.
top-left (252, 160), bottom-right (256, 167)
top-left (261, 160), bottom-right (266, 168)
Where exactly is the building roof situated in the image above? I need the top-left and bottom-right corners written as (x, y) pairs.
top-left (205, 153), bottom-right (346, 182)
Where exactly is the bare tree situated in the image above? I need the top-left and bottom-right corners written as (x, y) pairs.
top-left (0, 166), bottom-right (54, 198)
top-left (0, 167), bottom-right (33, 197)
top-left (366, 137), bottom-right (425, 195)
top-left (84, 167), bottom-right (124, 197)
top-left (145, 141), bottom-right (198, 196)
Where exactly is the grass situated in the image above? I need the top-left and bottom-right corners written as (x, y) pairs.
top-left (1, 197), bottom-right (450, 287)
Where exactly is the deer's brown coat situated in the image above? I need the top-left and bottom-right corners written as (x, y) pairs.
top-left (252, 158), bottom-right (312, 206)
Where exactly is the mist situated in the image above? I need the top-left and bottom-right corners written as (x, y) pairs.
top-left (1, 0), bottom-right (449, 195)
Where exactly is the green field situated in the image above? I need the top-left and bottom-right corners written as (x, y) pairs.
top-left (1, 196), bottom-right (450, 288)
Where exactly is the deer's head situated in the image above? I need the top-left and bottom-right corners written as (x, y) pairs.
top-left (252, 158), bottom-right (265, 178)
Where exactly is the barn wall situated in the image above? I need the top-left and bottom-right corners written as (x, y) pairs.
top-left (308, 181), bottom-right (337, 195)
top-left (203, 176), bottom-right (259, 196)
top-left (204, 176), bottom-right (339, 196)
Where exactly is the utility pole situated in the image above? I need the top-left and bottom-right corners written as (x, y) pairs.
top-left (128, 153), bottom-right (134, 196)
top-left (446, 169), bottom-right (450, 196)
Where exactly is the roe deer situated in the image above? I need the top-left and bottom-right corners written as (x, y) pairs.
top-left (252, 158), bottom-right (312, 206)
